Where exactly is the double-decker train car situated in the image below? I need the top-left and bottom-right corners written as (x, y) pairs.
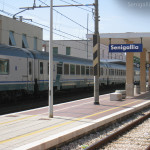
top-left (0, 44), bottom-right (142, 102)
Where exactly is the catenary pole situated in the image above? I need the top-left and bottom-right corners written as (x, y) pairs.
top-left (93, 0), bottom-right (100, 105)
top-left (87, 14), bottom-right (89, 59)
top-left (49, 0), bottom-right (53, 118)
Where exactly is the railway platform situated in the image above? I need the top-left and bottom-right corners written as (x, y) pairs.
top-left (0, 92), bottom-right (150, 150)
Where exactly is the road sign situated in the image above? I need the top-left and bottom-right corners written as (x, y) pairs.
top-left (109, 44), bottom-right (143, 53)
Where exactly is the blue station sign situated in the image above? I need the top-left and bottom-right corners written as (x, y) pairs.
top-left (109, 44), bottom-right (143, 53)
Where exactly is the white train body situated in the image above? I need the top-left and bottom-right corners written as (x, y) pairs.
top-left (0, 44), bottom-right (143, 100)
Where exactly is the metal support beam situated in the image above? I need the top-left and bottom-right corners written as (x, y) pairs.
top-left (20, 4), bottom-right (94, 9)
top-left (93, 0), bottom-right (100, 105)
top-left (49, 0), bottom-right (53, 118)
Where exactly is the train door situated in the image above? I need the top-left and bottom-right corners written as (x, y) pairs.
top-left (39, 60), bottom-right (44, 91)
top-left (55, 62), bottom-right (63, 90)
top-left (22, 58), bottom-right (28, 91)
top-left (27, 58), bottom-right (34, 92)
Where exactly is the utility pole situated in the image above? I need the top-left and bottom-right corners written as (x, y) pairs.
top-left (19, 2), bottom-right (94, 117)
top-left (49, 0), bottom-right (53, 118)
top-left (87, 14), bottom-right (89, 59)
top-left (93, 0), bottom-right (100, 105)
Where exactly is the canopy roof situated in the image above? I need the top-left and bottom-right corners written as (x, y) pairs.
top-left (87, 32), bottom-right (150, 61)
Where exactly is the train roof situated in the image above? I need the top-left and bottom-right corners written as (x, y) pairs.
top-left (0, 44), bottom-right (34, 58)
top-left (0, 44), bottom-right (127, 70)
top-left (29, 50), bottom-right (49, 60)
top-left (53, 54), bottom-right (107, 67)
top-left (106, 62), bottom-right (126, 70)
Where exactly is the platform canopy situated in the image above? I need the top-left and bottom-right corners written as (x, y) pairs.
top-left (87, 32), bottom-right (150, 61)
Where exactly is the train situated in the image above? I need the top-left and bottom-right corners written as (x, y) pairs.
top-left (0, 44), bottom-right (146, 102)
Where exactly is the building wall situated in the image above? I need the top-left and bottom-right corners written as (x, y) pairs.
top-left (43, 40), bottom-right (126, 61)
top-left (0, 15), bottom-right (43, 51)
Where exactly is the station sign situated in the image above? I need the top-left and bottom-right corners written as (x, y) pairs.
top-left (109, 44), bottom-right (143, 53)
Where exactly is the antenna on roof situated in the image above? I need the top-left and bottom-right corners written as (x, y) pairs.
top-left (33, 0), bottom-right (36, 8)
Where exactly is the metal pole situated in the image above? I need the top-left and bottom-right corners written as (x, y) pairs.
top-left (87, 14), bottom-right (89, 59)
top-left (93, 0), bottom-right (100, 105)
top-left (49, 0), bottom-right (53, 118)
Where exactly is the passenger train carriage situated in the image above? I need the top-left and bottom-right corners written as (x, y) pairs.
top-left (0, 44), bottom-right (143, 101)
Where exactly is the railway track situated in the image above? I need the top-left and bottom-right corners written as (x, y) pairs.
top-left (85, 111), bottom-right (150, 150)
top-left (58, 107), bottom-right (150, 150)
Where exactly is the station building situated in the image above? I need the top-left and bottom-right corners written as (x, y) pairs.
top-left (0, 15), bottom-right (43, 51)
top-left (42, 40), bottom-right (126, 61)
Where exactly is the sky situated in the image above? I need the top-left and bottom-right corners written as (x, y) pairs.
top-left (0, 0), bottom-right (150, 40)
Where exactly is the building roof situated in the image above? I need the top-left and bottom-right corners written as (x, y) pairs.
top-left (87, 32), bottom-right (150, 61)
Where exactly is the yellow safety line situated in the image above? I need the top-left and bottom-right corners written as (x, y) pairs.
top-left (0, 100), bottom-right (141, 144)
top-left (0, 115), bottom-right (36, 125)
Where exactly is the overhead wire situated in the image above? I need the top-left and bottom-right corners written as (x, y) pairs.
top-left (59, 0), bottom-right (92, 13)
top-left (38, 0), bottom-right (93, 33)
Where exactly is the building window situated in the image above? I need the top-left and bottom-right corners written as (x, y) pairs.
top-left (66, 47), bottom-right (71, 55)
top-left (22, 34), bottom-right (29, 48)
top-left (0, 59), bottom-right (9, 75)
top-left (34, 37), bottom-right (37, 50)
top-left (40, 62), bottom-right (43, 74)
top-left (53, 47), bottom-right (58, 54)
top-left (9, 31), bottom-right (16, 46)
top-left (29, 62), bottom-right (32, 75)
top-left (64, 64), bottom-right (69, 75)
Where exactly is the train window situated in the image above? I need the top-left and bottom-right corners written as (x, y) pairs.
top-left (70, 64), bottom-right (75, 75)
top-left (40, 62), bottom-right (43, 74)
top-left (90, 67), bottom-right (93, 76)
top-left (106, 69), bottom-right (107, 75)
top-left (117, 70), bottom-right (118, 76)
top-left (81, 66), bottom-right (85, 75)
top-left (57, 63), bottom-right (63, 74)
top-left (0, 59), bottom-right (9, 75)
top-left (100, 68), bottom-right (103, 75)
top-left (76, 65), bottom-right (80, 75)
top-left (112, 69), bottom-right (114, 76)
top-left (48, 63), bottom-right (49, 74)
top-left (109, 69), bottom-right (111, 75)
top-left (64, 64), bottom-right (69, 75)
top-left (29, 62), bottom-right (32, 75)
top-left (86, 66), bottom-right (89, 75)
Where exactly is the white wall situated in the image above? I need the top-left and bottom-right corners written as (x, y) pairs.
top-left (0, 15), bottom-right (43, 51)
top-left (43, 40), bottom-right (126, 61)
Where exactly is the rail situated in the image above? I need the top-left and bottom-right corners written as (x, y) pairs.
top-left (85, 112), bottom-right (150, 150)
